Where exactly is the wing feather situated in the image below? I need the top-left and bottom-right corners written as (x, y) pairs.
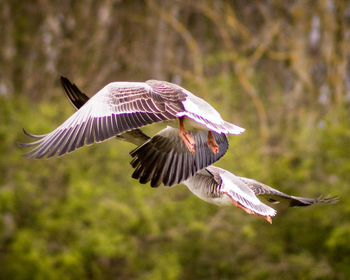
top-left (239, 177), bottom-right (338, 207)
top-left (60, 77), bottom-right (90, 109)
top-left (22, 81), bottom-right (187, 158)
top-left (201, 166), bottom-right (276, 217)
top-left (129, 127), bottom-right (229, 187)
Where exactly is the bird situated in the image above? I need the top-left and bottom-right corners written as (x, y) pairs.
top-left (21, 77), bottom-right (338, 223)
top-left (21, 77), bottom-right (245, 159)
top-left (183, 166), bottom-right (338, 223)
top-left (127, 130), bottom-right (338, 223)
top-left (21, 77), bottom-right (230, 187)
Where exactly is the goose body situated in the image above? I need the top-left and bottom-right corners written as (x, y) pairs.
top-left (22, 78), bottom-right (244, 159)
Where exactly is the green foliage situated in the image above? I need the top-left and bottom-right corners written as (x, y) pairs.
top-left (2, 0), bottom-right (350, 278)
top-left (0, 83), bottom-right (347, 279)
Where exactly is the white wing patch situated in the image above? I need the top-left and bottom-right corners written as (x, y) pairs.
top-left (179, 88), bottom-right (245, 135)
top-left (220, 171), bottom-right (277, 217)
top-left (181, 89), bottom-right (223, 123)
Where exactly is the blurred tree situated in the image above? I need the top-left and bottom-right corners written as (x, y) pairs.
top-left (1, 0), bottom-right (350, 279)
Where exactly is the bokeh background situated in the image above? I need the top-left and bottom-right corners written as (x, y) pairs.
top-left (1, 0), bottom-right (350, 279)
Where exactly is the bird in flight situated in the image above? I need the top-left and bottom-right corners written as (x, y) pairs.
top-left (21, 77), bottom-right (244, 159)
top-left (183, 166), bottom-right (337, 223)
top-left (21, 77), bottom-right (231, 187)
top-left (20, 77), bottom-right (337, 223)
top-left (129, 132), bottom-right (338, 223)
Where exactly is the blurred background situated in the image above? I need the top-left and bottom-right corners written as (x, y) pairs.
top-left (1, 0), bottom-right (350, 279)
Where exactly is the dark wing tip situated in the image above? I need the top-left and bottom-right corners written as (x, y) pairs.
top-left (315, 195), bottom-right (339, 205)
top-left (18, 128), bottom-right (46, 150)
top-left (290, 195), bottom-right (339, 207)
top-left (22, 128), bottom-right (47, 139)
top-left (60, 76), bottom-right (68, 83)
top-left (129, 134), bottom-right (171, 187)
top-left (60, 76), bottom-right (90, 110)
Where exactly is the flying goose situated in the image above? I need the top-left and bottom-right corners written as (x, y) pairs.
top-left (184, 166), bottom-right (338, 223)
top-left (21, 78), bottom-right (337, 222)
top-left (126, 130), bottom-right (337, 222)
top-left (21, 77), bottom-right (230, 187)
top-left (21, 77), bottom-right (244, 159)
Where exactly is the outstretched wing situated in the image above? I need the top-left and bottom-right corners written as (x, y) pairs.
top-left (212, 167), bottom-right (277, 217)
top-left (60, 76), bottom-right (150, 146)
top-left (239, 177), bottom-right (338, 207)
top-left (129, 127), bottom-right (229, 187)
top-left (21, 80), bottom-right (186, 159)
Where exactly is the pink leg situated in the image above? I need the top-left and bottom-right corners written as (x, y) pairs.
top-left (179, 118), bottom-right (195, 153)
top-left (207, 131), bottom-right (219, 154)
top-left (225, 191), bottom-right (273, 224)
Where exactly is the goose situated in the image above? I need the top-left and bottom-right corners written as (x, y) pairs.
top-left (128, 130), bottom-right (338, 223)
top-left (21, 77), bottom-right (244, 159)
top-left (184, 166), bottom-right (337, 223)
top-left (21, 78), bottom-right (338, 221)
top-left (21, 77), bottom-right (230, 187)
